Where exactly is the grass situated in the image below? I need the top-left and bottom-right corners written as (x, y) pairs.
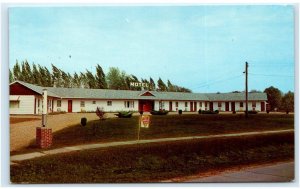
top-left (15, 113), bottom-right (294, 153)
top-left (10, 132), bottom-right (294, 183)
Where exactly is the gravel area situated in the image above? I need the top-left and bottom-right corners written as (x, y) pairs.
top-left (10, 113), bottom-right (118, 152)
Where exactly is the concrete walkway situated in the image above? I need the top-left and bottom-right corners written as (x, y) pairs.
top-left (10, 129), bottom-right (293, 163)
top-left (183, 161), bottom-right (294, 182)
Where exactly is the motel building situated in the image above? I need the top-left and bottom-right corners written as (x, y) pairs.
top-left (10, 81), bottom-right (268, 115)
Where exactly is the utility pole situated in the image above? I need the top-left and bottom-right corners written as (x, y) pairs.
top-left (245, 62), bottom-right (248, 118)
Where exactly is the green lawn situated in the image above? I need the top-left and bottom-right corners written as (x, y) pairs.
top-left (18, 113), bottom-right (294, 153)
top-left (11, 132), bottom-right (294, 183)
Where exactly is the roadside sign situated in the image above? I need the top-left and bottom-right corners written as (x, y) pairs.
top-left (140, 115), bottom-right (150, 128)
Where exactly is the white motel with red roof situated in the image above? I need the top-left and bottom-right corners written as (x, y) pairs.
top-left (9, 81), bottom-right (268, 115)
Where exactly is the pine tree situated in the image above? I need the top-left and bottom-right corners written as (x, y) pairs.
top-left (73, 72), bottom-right (80, 88)
top-left (9, 69), bottom-right (14, 83)
top-left (95, 64), bottom-right (107, 89)
top-left (38, 65), bottom-right (47, 86)
top-left (32, 64), bottom-right (41, 86)
top-left (167, 80), bottom-right (175, 92)
top-left (13, 60), bottom-right (21, 81)
top-left (44, 67), bottom-right (52, 87)
top-left (24, 60), bottom-right (33, 83)
top-left (149, 77), bottom-right (156, 91)
top-left (86, 69), bottom-right (97, 89)
top-left (80, 72), bottom-right (88, 88)
top-left (157, 78), bottom-right (167, 91)
top-left (52, 64), bottom-right (62, 87)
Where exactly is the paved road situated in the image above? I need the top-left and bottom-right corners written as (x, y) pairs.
top-left (10, 129), bottom-right (293, 163)
top-left (183, 161), bottom-right (294, 182)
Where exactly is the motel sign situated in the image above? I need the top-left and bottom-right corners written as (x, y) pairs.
top-left (130, 82), bottom-right (149, 88)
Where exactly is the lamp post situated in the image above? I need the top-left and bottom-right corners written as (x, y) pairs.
top-left (36, 89), bottom-right (52, 148)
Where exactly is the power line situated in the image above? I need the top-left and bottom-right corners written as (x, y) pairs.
top-left (194, 74), bottom-right (244, 89)
top-left (249, 73), bottom-right (294, 77)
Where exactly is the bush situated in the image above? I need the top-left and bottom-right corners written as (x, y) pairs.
top-left (115, 111), bottom-right (133, 118)
top-left (81, 117), bottom-right (87, 126)
top-left (150, 110), bottom-right (169, 115)
top-left (245, 110), bottom-right (258, 114)
top-left (178, 110), bottom-right (182, 115)
top-left (201, 110), bottom-right (219, 114)
top-left (198, 109), bottom-right (202, 114)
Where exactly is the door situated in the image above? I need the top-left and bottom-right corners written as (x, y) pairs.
top-left (209, 102), bottom-right (213, 111)
top-left (169, 101), bottom-right (172, 111)
top-left (68, 100), bottom-right (72, 112)
top-left (225, 102), bottom-right (229, 111)
top-left (231, 102), bottom-right (235, 112)
top-left (261, 102), bottom-right (265, 111)
top-left (190, 102), bottom-right (193, 112)
top-left (194, 102), bottom-right (197, 112)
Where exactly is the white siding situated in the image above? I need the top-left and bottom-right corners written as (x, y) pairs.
top-left (10, 95), bottom-right (35, 114)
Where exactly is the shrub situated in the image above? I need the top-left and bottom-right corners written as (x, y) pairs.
top-left (178, 110), bottom-right (182, 115)
top-left (81, 117), bottom-right (87, 126)
top-left (115, 111), bottom-right (133, 118)
top-left (150, 110), bottom-right (169, 115)
top-left (201, 110), bottom-right (219, 114)
top-left (245, 110), bottom-right (258, 114)
top-left (198, 109), bottom-right (202, 114)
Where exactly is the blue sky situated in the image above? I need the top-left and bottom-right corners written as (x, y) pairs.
top-left (9, 5), bottom-right (294, 93)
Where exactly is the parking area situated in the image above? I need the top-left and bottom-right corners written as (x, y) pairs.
top-left (10, 113), bottom-right (106, 152)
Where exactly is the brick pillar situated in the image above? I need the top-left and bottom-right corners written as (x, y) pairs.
top-left (36, 127), bottom-right (52, 148)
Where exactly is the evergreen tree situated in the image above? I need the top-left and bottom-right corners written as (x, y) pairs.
top-left (32, 64), bottom-right (41, 86)
top-left (95, 64), bottom-right (107, 89)
top-left (13, 60), bottom-right (21, 81)
top-left (24, 60), bottom-right (32, 83)
top-left (167, 80), bottom-right (175, 92)
top-left (86, 69), bottom-right (97, 89)
top-left (73, 72), bottom-right (80, 88)
top-left (52, 64), bottom-right (62, 87)
top-left (44, 67), bottom-right (52, 87)
top-left (149, 77), bottom-right (156, 91)
top-left (130, 74), bottom-right (141, 90)
top-left (9, 69), bottom-right (14, 83)
top-left (80, 72), bottom-right (88, 88)
top-left (157, 78), bottom-right (167, 91)
top-left (38, 65), bottom-right (47, 86)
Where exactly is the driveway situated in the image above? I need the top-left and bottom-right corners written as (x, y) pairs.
top-left (10, 113), bottom-right (114, 152)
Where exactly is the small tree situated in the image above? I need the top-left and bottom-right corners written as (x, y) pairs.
top-left (281, 91), bottom-right (294, 114)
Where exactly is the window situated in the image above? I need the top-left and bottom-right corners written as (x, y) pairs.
top-left (205, 102), bottom-right (208, 107)
top-left (200, 102), bottom-right (202, 107)
top-left (57, 100), bottom-right (61, 107)
top-left (185, 102), bottom-right (188, 107)
top-left (80, 101), bottom-right (85, 107)
top-left (159, 101), bottom-right (165, 109)
top-left (218, 102), bottom-right (222, 107)
top-left (240, 102), bottom-right (243, 107)
top-left (124, 101), bottom-right (134, 108)
top-left (92, 101), bottom-right (96, 104)
top-left (252, 102), bottom-right (256, 107)
top-left (107, 101), bottom-right (112, 106)
top-left (175, 102), bottom-right (178, 107)
top-left (10, 101), bottom-right (19, 108)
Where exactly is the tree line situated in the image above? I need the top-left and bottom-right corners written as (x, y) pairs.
top-left (264, 86), bottom-right (294, 114)
top-left (10, 60), bottom-right (192, 92)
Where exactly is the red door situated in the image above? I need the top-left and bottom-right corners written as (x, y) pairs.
top-left (261, 102), bottom-right (265, 111)
top-left (169, 102), bottom-right (172, 111)
top-left (194, 102), bottom-right (197, 112)
top-left (225, 102), bottom-right (229, 111)
top-left (209, 102), bottom-right (213, 111)
top-left (68, 100), bottom-right (72, 112)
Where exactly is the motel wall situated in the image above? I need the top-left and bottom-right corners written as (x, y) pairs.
top-left (10, 95), bottom-right (35, 115)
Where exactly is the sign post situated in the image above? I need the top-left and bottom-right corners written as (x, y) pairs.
top-left (36, 89), bottom-right (52, 148)
top-left (138, 112), bottom-right (151, 141)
